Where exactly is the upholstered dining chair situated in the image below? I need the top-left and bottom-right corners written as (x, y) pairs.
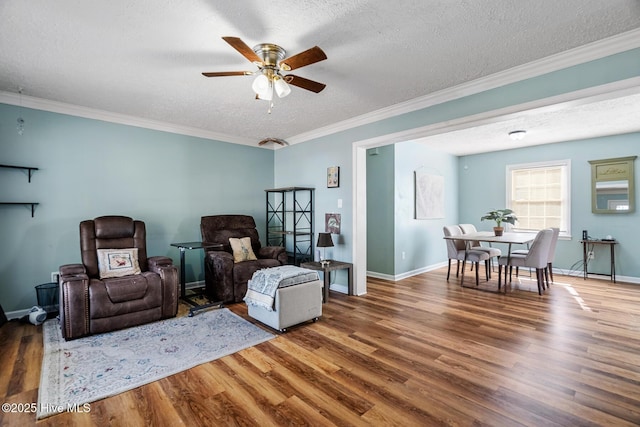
top-left (498, 228), bottom-right (554, 295)
top-left (443, 225), bottom-right (491, 287)
top-left (512, 227), bottom-right (559, 283)
top-left (459, 223), bottom-right (501, 275)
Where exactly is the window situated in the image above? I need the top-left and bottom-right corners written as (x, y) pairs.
top-left (506, 160), bottom-right (570, 236)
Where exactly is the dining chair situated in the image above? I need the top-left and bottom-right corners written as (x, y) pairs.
top-left (512, 227), bottom-right (559, 284)
top-left (459, 223), bottom-right (501, 275)
top-left (443, 225), bottom-right (491, 287)
top-left (498, 228), bottom-right (554, 295)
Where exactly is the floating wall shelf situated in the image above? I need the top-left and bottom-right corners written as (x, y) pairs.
top-left (0, 202), bottom-right (39, 217)
top-left (0, 164), bottom-right (39, 182)
top-left (1, 164), bottom-right (40, 217)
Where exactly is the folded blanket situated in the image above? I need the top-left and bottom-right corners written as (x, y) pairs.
top-left (244, 265), bottom-right (319, 311)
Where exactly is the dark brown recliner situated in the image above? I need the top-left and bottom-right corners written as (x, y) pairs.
top-left (201, 215), bottom-right (287, 304)
top-left (59, 216), bottom-right (179, 340)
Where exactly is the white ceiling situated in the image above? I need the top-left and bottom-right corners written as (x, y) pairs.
top-left (1, 1), bottom-right (640, 154)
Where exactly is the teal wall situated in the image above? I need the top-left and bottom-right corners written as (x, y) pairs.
top-left (273, 138), bottom-right (351, 285)
top-left (393, 141), bottom-right (458, 276)
top-left (458, 134), bottom-right (640, 279)
top-left (0, 105), bottom-right (274, 312)
top-left (365, 141), bottom-right (458, 278)
top-left (366, 146), bottom-right (394, 275)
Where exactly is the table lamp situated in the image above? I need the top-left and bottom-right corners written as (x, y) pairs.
top-left (316, 232), bottom-right (334, 266)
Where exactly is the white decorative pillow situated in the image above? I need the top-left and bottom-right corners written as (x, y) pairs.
top-left (97, 248), bottom-right (141, 279)
top-left (229, 237), bottom-right (258, 263)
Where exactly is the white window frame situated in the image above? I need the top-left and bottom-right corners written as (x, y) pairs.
top-left (506, 159), bottom-right (571, 238)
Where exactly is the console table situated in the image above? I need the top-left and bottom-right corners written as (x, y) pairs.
top-left (171, 241), bottom-right (223, 315)
top-left (580, 239), bottom-right (617, 283)
top-left (300, 260), bottom-right (353, 302)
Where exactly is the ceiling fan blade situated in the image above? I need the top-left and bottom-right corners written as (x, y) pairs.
top-left (222, 36), bottom-right (263, 64)
top-left (202, 71), bottom-right (253, 77)
top-left (280, 46), bottom-right (327, 71)
top-left (284, 75), bottom-right (326, 93)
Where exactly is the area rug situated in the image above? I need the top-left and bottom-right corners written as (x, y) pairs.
top-left (37, 309), bottom-right (274, 419)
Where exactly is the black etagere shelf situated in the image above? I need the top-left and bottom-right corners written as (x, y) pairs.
top-left (266, 187), bottom-right (314, 265)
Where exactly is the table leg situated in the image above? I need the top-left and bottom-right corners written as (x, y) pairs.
top-left (503, 243), bottom-right (513, 290)
top-left (323, 268), bottom-right (330, 303)
top-left (179, 247), bottom-right (186, 297)
top-left (583, 241), bottom-right (588, 280)
top-left (611, 244), bottom-right (616, 283)
top-left (347, 265), bottom-right (353, 295)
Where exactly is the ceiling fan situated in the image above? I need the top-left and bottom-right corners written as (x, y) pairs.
top-left (202, 37), bottom-right (327, 110)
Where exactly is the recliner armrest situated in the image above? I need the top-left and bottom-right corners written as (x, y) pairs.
top-left (59, 263), bottom-right (86, 277)
top-left (148, 256), bottom-right (174, 270)
top-left (59, 269), bottom-right (90, 340)
top-left (147, 256), bottom-right (179, 319)
top-left (258, 246), bottom-right (286, 261)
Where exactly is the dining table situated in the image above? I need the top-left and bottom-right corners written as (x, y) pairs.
top-left (443, 230), bottom-right (536, 288)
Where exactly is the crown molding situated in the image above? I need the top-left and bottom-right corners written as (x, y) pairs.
top-left (0, 91), bottom-right (257, 147)
top-left (287, 28), bottom-right (640, 145)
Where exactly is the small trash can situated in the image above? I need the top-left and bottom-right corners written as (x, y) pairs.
top-left (35, 282), bottom-right (59, 317)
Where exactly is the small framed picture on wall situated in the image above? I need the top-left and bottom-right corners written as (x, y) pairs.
top-left (327, 166), bottom-right (340, 188)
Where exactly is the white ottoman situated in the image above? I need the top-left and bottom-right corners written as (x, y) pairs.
top-left (247, 279), bottom-right (323, 332)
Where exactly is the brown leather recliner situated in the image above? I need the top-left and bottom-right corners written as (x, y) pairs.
top-left (201, 215), bottom-right (287, 304)
top-left (59, 216), bottom-right (179, 340)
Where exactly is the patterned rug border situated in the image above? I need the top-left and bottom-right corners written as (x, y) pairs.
top-left (37, 308), bottom-right (274, 419)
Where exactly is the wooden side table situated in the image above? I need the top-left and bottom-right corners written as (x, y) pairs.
top-left (300, 260), bottom-right (353, 302)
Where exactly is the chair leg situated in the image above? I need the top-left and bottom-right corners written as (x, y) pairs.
top-left (460, 260), bottom-right (466, 285)
top-left (485, 260), bottom-right (490, 280)
top-left (456, 260), bottom-right (460, 278)
top-left (548, 262), bottom-right (554, 283)
top-left (498, 265), bottom-right (502, 290)
top-left (447, 259), bottom-right (451, 280)
top-left (544, 267), bottom-right (549, 289)
top-left (536, 269), bottom-right (542, 295)
top-left (475, 262), bottom-right (480, 286)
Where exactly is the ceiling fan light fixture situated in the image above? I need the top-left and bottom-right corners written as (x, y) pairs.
top-left (509, 130), bottom-right (527, 141)
top-left (273, 75), bottom-right (291, 98)
top-left (252, 74), bottom-right (270, 96)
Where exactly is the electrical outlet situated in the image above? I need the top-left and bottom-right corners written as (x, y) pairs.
top-left (588, 251), bottom-right (595, 260)
top-left (51, 271), bottom-right (59, 283)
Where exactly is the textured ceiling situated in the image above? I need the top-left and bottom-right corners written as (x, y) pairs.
top-left (1, 1), bottom-right (640, 152)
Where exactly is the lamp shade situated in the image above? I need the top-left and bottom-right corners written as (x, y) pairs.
top-left (316, 232), bottom-right (334, 248)
top-left (274, 75), bottom-right (291, 98)
top-left (252, 74), bottom-right (273, 101)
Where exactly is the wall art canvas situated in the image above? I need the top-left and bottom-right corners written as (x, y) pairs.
top-left (327, 166), bottom-right (340, 188)
top-left (415, 171), bottom-right (444, 219)
top-left (325, 213), bottom-right (341, 234)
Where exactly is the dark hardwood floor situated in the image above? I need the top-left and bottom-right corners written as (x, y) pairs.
top-left (1, 267), bottom-right (639, 426)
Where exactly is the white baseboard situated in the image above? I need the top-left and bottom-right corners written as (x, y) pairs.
top-left (367, 264), bottom-right (640, 285)
top-left (367, 262), bottom-right (449, 282)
